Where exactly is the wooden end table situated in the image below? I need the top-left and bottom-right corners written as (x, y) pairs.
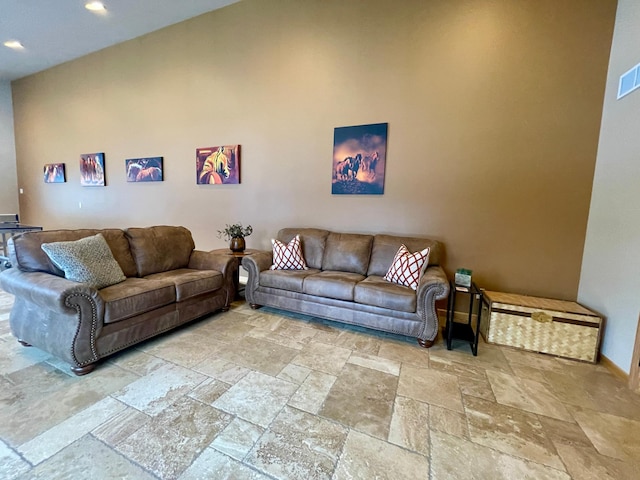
top-left (210, 248), bottom-right (260, 298)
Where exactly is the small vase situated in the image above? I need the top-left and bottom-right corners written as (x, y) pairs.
top-left (230, 237), bottom-right (245, 253)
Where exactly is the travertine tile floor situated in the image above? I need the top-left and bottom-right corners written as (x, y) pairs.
top-left (1, 288), bottom-right (640, 479)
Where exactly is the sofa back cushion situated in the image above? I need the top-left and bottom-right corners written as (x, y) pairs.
top-left (277, 228), bottom-right (330, 270)
top-left (322, 232), bottom-right (373, 275)
top-left (9, 229), bottom-right (138, 277)
top-left (126, 226), bottom-right (195, 277)
top-left (367, 234), bottom-right (443, 277)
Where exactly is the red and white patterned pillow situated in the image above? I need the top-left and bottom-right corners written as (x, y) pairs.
top-left (384, 244), bottom-right (430, 290)
top-left (270, 234), bottom-right (308, 270)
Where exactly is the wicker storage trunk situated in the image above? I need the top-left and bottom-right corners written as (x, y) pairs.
top-left (480, 291), bottom-right (603, 363)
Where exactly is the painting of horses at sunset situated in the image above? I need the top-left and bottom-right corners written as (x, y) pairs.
top-left (126, 157), bottom-right (163, 182)
top-left (332, 123), bottom-right (387, 195)
top-left (196, 145), bottom-right (240, 185)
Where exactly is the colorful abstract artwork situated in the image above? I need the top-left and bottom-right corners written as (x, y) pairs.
top-left (80, 152), bottom-right (105, 187)
top-left (196, 145), bottom-right (240, 185)
top-left (332, 123), bottom-right (387, 195)
top-left (43, 163), bottom-right (66, 183)
top-left (126, 157), bottom-right (163, 182)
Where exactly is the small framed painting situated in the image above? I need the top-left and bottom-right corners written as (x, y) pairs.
top-left (196, 145), bottom-right (240, 184)
top-left (126, 157), bottom-right (163, 182)
top-left (80, 152), bottom-right (106, 187)
top-left (332, 123), bottom-right (387, 195)
top-left (44, 163), bottom-right (66, 183)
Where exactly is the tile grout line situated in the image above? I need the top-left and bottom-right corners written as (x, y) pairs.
top-left (461, 394), bottom-right (572, 475)
top-left (3, 290), bottom-right (640, 478)
top-left (2, 437), bottom-right (35, 470)
top-left (88, 432), bottom-right (163, 480)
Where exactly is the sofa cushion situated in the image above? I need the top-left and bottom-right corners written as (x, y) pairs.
top-left (384, 245), bottom-right (430, 290)
top-left (321, 233), bottom-right (373, 275)
top-left (368, 234), bottom-right (442, 277)
top-left (126, 226), bottom-right (195, 277)
top-left (11, 228), bottom-right (137, 277)
top-left (354, 276), bottom-right (417, 313)
top-left (260, 268), bottom-right (321, 293)
top-left (271, 235), bottom-right (308, 270)
top-left (302, 270), bottom-right (365, 301)
top-left (41, 234), bottom-right (126, 289)
top-left (100, 277), bottom-right (176, 324)
top-left (277, 228), bottom-right (330, 270)
top-left (145, 269), bottom-right (223, 302)
top-left (100, 229), bottom-right (139, 277)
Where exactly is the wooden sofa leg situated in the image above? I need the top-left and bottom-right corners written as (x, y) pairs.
top-left (18, 339), bottom-right (32, 347)
top-left (71, 364), bottom-right (96, 376)
top-left (250, 304), bottom-right (262, 310)
top-left (417, 338), bottom-right (434, 348)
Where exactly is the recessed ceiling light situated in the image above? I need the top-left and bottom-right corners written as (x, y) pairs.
top-left (85, 1), bottom-right (106, 12)
top-left (3, 40), bottom-right (24, 49)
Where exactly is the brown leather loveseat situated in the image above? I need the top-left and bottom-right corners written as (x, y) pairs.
top-left (243, 228), bottom-right (449, 347)
top-left (0, 226), bottom-right (236, 375)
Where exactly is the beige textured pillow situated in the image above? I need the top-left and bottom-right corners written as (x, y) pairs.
top-left (41, 233), bottom-right (126, 289)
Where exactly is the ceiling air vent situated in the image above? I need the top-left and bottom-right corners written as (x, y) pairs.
top-left (617, 63), bottom-right (640, 99)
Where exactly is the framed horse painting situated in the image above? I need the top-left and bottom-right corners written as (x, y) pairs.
top-left (80, 152), bottom-right (106, 187)
top-left (44, 163), bottom-right (66, 183)
top-left (196, 145), bottom-right (240, 185)
top-left (332, 123), bottom-right (387, 195)
top-left (126, 157), bottom-right (163, 182)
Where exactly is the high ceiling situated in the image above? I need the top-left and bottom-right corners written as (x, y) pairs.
top-left (0, 0), bottom-right (240, 82)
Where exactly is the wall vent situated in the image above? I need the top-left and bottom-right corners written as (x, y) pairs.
top-left (617, 63), bottom-right (640, 99)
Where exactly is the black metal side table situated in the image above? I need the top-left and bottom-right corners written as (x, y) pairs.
top-left (445, 281), bottom-right (483, 356)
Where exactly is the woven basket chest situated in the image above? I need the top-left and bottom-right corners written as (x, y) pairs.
top-left (480, 291), bottom-right (603, 363)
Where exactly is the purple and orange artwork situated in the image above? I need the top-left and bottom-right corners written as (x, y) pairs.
top-left (196, 145), bottom-right (240, 185)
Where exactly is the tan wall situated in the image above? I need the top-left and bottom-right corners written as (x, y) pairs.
top-left (579, 0), bottom-right (639, 373)
top-left (12, 0), bottom-right (616, 299)
top-left (0, 82), bottom-right (19, 215)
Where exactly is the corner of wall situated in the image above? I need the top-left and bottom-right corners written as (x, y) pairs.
top-left (0, 81), bottom-right (19, 215)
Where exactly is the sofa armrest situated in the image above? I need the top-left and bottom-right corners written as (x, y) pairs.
top-left (415, 266), bottom-right (450, 342)
top-left (417, 266), bottom-right (449, 298)
top-left (0, 268), bottom-right (102, 314)
top-left (242, 251), bottom-right (273, 272)
top-left (188, 250), bottom-right (237, 307)
top-left (189, 250), bottom-right (235, 274)
top-left (241, 251), bottom-right (272, 305)
top-left (0, 268), bottom-right (106, 366)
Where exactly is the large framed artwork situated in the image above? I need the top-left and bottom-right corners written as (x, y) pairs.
top-left (196, 145), bottom-right (240, 184)
top-left (126, 157), bottom-right (163, 182)
top-left (80, 152), bottom-right (106, 186)
top-left (43, 163), bottom-right (66, 183)
top-left (332, 123), bottom-right (387, 195)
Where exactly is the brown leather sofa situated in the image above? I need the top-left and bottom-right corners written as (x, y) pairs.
top-left (242, 228), bottom-right (449, 347)
top-left (0, 226), bottom-right (236, 375)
